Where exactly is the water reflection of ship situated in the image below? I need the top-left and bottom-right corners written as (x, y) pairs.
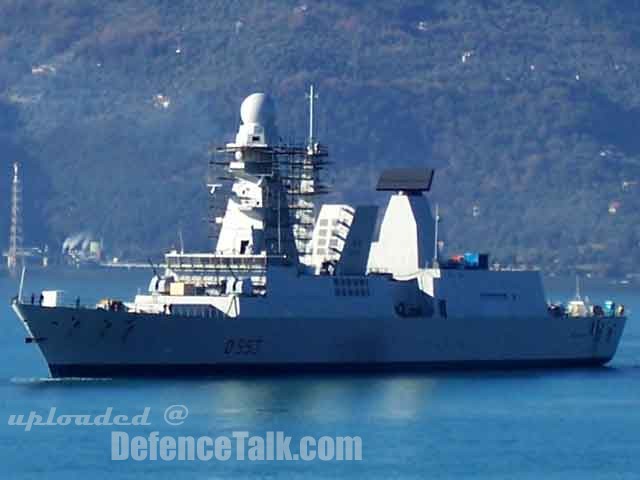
top-left (203, 377), bottom-right (436, 423)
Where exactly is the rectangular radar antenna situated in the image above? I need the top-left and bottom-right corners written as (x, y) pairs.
top-left (376, 168), bottom-right (435, 192)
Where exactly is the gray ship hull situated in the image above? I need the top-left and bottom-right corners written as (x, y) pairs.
top-left (14, 304), bottom-right (625, 378)
top-left (46, 358), bottom-right (613, 378)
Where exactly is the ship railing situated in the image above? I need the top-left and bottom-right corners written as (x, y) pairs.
top-left (17, 295), bottom-right (236, 318)
top-left (170, 274), bottom-right (266, 285)
top-left (165, 253), bottom-right (268, 272)
top-left (18, 294), bottom-right (123, 311)
top-left (213, 143), bottom-right (321, 156)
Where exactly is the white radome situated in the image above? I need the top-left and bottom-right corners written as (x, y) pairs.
top-left (240, 92), bottom-right (272, 125)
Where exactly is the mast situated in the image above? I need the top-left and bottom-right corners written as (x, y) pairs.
top-left (433, 203), bottom-right (439, 268)
top-left (287, 85), bottom-right (327, 265)
top-left (212, 93), bottom-right (299, 262)
top-left (178, 227), bottom-right (185, 254)
top-left (306, 84), bottom-right (317, 145)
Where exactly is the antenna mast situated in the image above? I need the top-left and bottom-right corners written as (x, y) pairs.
top-left (285, 84), bottom-right (327, 265)
top-left (433, 203), bottom-right (440, 268)
top-left (7, 162), bottom-right (23, 276)
top-left (306, 84), bottom-right (318, 146)
top-left (178, 227), bottom-right (185, 254)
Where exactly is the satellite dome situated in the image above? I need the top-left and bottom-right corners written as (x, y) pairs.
top-left (240, 93), bottom-right (275, 126)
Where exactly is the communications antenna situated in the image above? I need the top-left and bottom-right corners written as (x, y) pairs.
top-left (306, 84), bottom-right (318, 145)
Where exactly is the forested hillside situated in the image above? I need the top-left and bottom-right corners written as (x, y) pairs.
top-left (2, 0), bottom-right (640, 275)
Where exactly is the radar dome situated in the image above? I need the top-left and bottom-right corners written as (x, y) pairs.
top-left (240, 93), bottom-right (275, 126)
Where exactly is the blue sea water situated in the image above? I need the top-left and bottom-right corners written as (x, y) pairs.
top-left (0, 269), bottom-right (638, 479)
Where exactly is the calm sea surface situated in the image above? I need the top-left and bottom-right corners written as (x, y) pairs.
top-left (0, 269), bottom-right (638, 479)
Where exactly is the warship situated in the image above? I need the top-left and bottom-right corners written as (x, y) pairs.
top-left (11, 91), bottom-right (627, 377)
